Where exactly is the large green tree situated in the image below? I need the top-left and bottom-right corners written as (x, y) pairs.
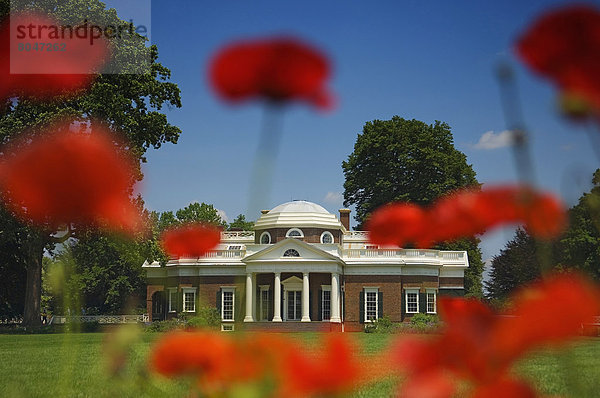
top-left (0, 1), bottom-right (182, 326)
top-left (556, 169), bottom-right (600, 280)
top-left (342, 116), bottom-right (484, 296)
top-left (485, 228), bottom-right (541, 302)
top-left (228, 214), bottom-right (255, 231)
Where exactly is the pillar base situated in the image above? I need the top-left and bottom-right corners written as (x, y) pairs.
top-left (243, 316), bottom-right (254, 322)
top-left (272, 316), bottom-right (282, 322)
top-left (301, 316), bottom-right (311, 322)
top-left (330, 317), bottom-right (341, 323)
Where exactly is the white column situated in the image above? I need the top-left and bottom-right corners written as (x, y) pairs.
top-left (244, 272), bottom-right (254, 322)
top-left (330, 272), bottom-right (341, 323)
top-left (252, 273), bottom-right (257, 321)
top-left (301, 272), bottom-right (311, 322)
top-left (273, 273), bottom-right (282, 322)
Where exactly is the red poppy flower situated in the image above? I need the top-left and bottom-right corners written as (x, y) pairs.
top-left (367, 186), bottom-right (566, 247)
top-left (160, 223), bottom-right (222, 258)
top-left (0, 121), bottom-right (141, 233)
top-left (366, 202), bottom-right (426, 246)
top-left (209, 37), bottom-right (334, 110)
top-left (0, 13), bottom-right (108, 100)
top-left (279, 334), bottom-right (364, 397)
top-left (391, 273), bottom-right (600, 397)
top-left (150, 331), bottom-right (234, 382)
top-left (516, 5), bottom-right (600, 111)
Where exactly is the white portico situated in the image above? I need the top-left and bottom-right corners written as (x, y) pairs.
top-left (242, 237), bottom-right (343, 323)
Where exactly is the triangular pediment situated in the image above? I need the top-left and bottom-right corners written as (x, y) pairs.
top-left (243, 238), bottom-right (342, 263)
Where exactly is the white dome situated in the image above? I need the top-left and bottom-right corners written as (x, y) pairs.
top-left (269, 201), bottom-right (330, 214)
top-left (254, 201), bottom-right (344, 231)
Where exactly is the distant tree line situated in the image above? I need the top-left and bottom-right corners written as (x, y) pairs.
top-left (486, 169), bottom-right (600, 304)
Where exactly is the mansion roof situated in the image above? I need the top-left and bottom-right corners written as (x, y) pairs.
top-left (143, 200), bottom-right (469, 275)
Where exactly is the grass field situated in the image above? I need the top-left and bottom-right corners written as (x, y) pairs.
top-left (0, 332), bottom-right (599, 397)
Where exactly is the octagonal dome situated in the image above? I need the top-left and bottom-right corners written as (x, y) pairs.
top-left (254, 200), bottom-right (344, 230)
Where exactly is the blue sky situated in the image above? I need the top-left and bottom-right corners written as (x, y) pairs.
top-left (107, 0), bottom-right (599, 262)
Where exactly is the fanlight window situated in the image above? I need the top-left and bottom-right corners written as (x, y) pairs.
top-left (321, 231), bottom-right (334, 244)
top-left (283, 249), bottom-right (300, 257)
top-left (286, 228), bottom-right (304, 238)
top-left (260, 232), bottom-right (271, 244)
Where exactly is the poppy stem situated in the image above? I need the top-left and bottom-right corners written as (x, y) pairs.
top-left (247, 102), bottom-right (284, 217)
top-left (495, 60), bottom-right (536, 186)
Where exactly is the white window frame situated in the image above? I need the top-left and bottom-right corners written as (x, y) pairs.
top-left (221, 287), bottom-right (235, 322)
top-left (426, 289), bottom-right (437, 314)
top-left (285, 228), bottom-right (304, 238)
top-left (221, 324), bottom-right (234, 332)
top-left (405, 288), bottom-right (419, 314)
top-left (168, 288), bottom-right (177, 313)
top-left (321, 285), bottom-right (331, 320)
top-left (182, 287), bottom-right (197, 313)
top-left (364, 287), bottom-right (379, 322)
top-left (259, 231), bottom-right (271, 244)
top-left (320, 231), bottom-right (334, 244)
top-left (259, 285), bottom-right (270, 321)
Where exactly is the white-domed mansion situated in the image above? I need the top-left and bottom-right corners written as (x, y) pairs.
top-left (144, 201), bottom-right (468, 331)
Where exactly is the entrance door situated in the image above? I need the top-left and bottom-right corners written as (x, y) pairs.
top-left (286, 290), bottom-right (301, 321)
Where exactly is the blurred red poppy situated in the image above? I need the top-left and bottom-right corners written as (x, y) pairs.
top-left (151, 331), bottom-right (234, 385)
top-left (0, 13), bottom-right (108, 100)
top-left (209, 37), bottom-right (334, 110)
top-left (160, 223), bottom-right (222, 258)
top-left (0, 121), bottom-right (141, 233)
top-left (279, 334), bottom-right (364, 397)
top-left (516, 5), bottom-right (600, 111)
top-left (367, 186), bottom-right (566, 247)
top-left (392, 273), bottom-right (600, 397)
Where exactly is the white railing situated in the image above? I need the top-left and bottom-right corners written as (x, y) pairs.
top-left (343, 249), bottom-right (465, 262)
top-left (343, 231), bottom-right (369, 241)
top-left (442, 252), bottom-right (464, 260)
top-left (221, 231), bottom-right (255, 240)
top-left (52, 314), bottom-right (146, 324)
top-left (200, 250), bottom-right (245, 259)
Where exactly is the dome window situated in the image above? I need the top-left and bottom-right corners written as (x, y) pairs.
top-left (260, 231), bottom-right (271, 244)
top-left (283, 249), bottom-right (300, 257)
top-left (286, 228), bottom-right (304, 238)
top-left (320, 231), bottom-right (334, 244)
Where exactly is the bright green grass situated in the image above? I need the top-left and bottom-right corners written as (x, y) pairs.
top-left (0, 332), bottom-right (599, 397)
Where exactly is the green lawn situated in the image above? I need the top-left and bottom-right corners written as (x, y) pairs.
top-left (0, 332), bottom-right (598, 397)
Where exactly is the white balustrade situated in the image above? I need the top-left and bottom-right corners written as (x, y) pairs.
top-left (343, 248), bottom-right (466, 263)
top-left (221, 231), bottom-right (255, 240)
top-left (52, 315), bottom-right (146, 324)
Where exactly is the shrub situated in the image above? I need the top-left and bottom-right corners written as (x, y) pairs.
top-left (410, 313), bottom-right (438, 326)
top-left (365, 316), bottom-right (396, 333)
top-left (186, 307), bottom-right (221, 329)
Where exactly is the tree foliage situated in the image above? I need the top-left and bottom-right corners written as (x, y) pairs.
top-left (228, 214), bottom-right (255, 231)
top-left (342, 116), bottom-right (484, 296)
top-left (0, 0), bottom-right (181, 325)
top-left (342, 117), bottom-right (478, 225)
top-left (556, 169), bottom-right (600, 280)
top-left (485, 229), bottom-right (541, 301)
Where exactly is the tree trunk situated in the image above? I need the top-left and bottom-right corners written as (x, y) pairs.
top-left (22, 233), bottom-right (45, 327)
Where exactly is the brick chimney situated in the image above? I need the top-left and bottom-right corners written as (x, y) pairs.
top-left (339, 209), bottom-right (351, 230)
